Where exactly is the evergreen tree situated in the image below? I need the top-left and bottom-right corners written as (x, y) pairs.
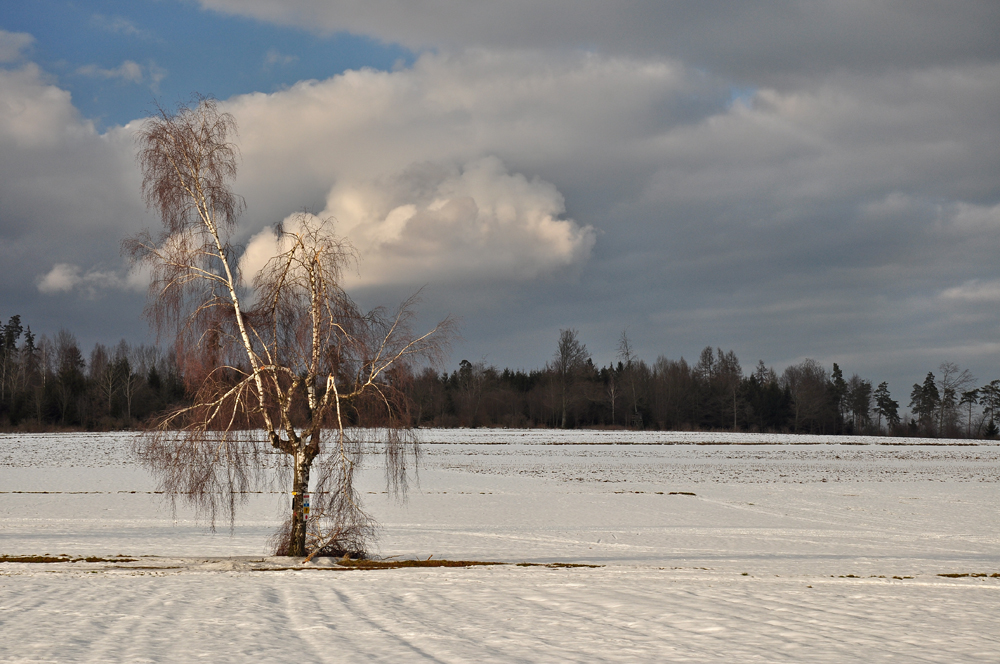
top-left (959, 389), bottom-right (979, 437)
top-left (873, 382), bottom-right (899, 434)
top-left (909, 372), bottom-right (940, 435)
top-left (829, 363), bottom-right (847, 433)
top-left (1, 315), bottom-right (23, 404)
top-left (846, 375), bottom-right (872, 433)
top-left (977, 380), bottom-right (1000, 435)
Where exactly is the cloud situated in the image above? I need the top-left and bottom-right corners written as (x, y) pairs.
top-left (37, 263), bottom-right (83, 293)
top-left (2, 33), bottom-right (999, 386)
top-left (0, 29), bottom-right (34, 64)
top-left (90, 14), bottom-right (155, 40)
top-left (37, 263), bottom-right (145, 298)
top-left (75, 59), bottom-right (167, 92)
top-left (146, 62), bottom-right (167, 92)
top-left (264, 48), bottom-right (298, 69)
top-left (198, 0), bottom-right (1000, 80)
top-left (940, 280), bottom-right (1000, 303)
top-left (77, 60), bottom-right (146, 84)
top-left (640, 65), bottom-right (1000, 215)
top-left (0, 53), bottom-right (147, 331)
top-left (221, 49), bottom-right (709, 232)
top-left (242, 157), bottom-right (595, 287)
top-left (0, 63), bottom-right (91, 148)
top-left (218, 52), bottom-right (999, 244)
top-left (201, 49), bottom-right (999, 382)
top-left (946, 201), bottom-right (1000, 233)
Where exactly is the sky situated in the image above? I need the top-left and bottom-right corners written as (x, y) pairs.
top-left (1, 1), bottom-right (999, 395)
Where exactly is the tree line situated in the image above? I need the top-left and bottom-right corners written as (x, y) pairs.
top-left (0, 315), bottom-right (184, 429)
top-left (1, 320), bottom-right (996, 438)
top-left (407, 329), bottom-right (997, 438)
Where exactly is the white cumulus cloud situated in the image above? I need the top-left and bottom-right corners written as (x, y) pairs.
top-left (242, 156), bottom-right (595, 287)
top-left (0, 63), bottom-right (90, 148)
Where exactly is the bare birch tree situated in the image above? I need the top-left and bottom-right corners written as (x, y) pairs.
top-left (551, 329), bottom-right (589, 428)
top-left (936, 362), bottom-right (974, 436)
top-left (617, 330), bottom-right (641, 428)
top-left (125, 97), bottom-right (450, 557)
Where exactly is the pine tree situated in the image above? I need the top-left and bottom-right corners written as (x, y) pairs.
top-left (873, 382), bottom-right (899, 434)
top-left (909, 372), bottom-right (940, 435)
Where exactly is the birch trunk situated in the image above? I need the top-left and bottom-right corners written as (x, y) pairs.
top-left (290, 450), bottom-right (311, 557)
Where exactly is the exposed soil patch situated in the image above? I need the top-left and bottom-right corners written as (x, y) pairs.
top-left (247, 558), bottom-right (606, 572)
top-left (1, 555), bottom-right (137, 564)
top-left (517, 562), bottom-right (603, 569)
top-left (337, 558), bottom-right (503, 570)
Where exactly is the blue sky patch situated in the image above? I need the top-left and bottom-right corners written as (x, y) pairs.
top-left (3, 0), bottom-right (414, 129)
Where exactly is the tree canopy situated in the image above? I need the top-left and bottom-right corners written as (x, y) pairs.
top-left (126, 98), bottom-right (450, 557)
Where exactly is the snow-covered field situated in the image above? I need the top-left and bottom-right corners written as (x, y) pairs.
top-left (2, 429), bottom-right (999, 662)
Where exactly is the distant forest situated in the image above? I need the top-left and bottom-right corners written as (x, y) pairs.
top-left (1, 315), bottom-right (996, 438)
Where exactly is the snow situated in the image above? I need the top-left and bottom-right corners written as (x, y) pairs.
top-left (2, 430), bottom-right (999, 662)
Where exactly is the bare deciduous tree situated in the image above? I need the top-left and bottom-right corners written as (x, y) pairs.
top-left (605, 374), bottom-right (619, 426)
top-left (89, 343), bottom-right (116, 411)
top-left (618, 330), bottom-right (641, 428)
top-left (551, 329), bottom-right (590, 428)
top-left (936, 362), bottom-right (974, 436)
top-left (125, 97), bottom-right (450, 557)
top-left (781, 359), bottom-right (829, 433)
